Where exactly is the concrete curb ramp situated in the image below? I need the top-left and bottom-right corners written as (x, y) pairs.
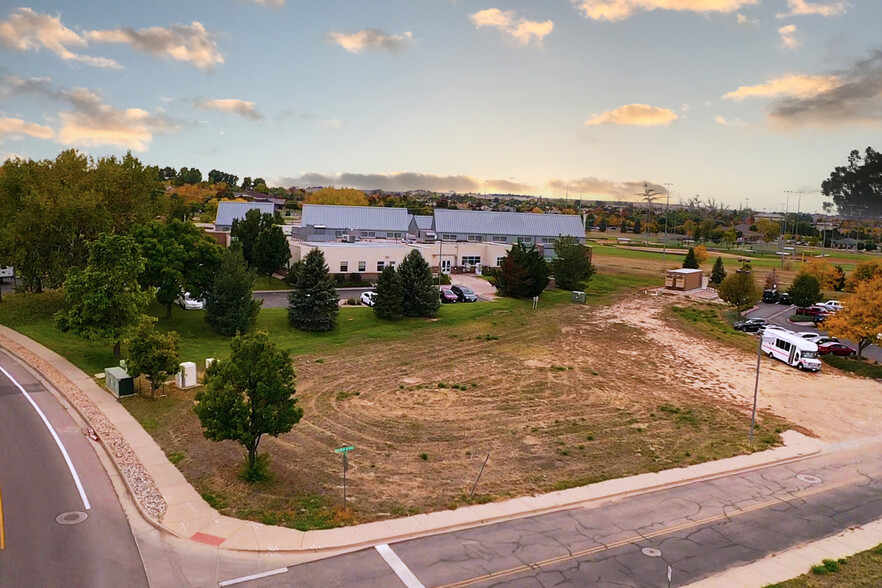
top-left (0, 325), bottom-right (823, 556)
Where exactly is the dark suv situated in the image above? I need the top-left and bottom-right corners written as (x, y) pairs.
top-left (733, 318), bottom-right (769, 332)
top-left (762, 289), bottom-right (779, 303)
top-left (451, 285), bottom-right (478, 302)
top-left (778, 292), bottom-right (792, 305)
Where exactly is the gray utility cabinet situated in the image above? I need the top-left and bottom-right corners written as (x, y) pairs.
top-left (105, 366), bottom-right (134, 398)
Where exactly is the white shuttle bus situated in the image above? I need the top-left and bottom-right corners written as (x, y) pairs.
top-left (761, 329), bottom-right (822, 372)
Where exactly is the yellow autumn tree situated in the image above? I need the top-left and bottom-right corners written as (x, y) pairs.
top-left (755, 218), bottom-right (781, 243)
top-left (304, 187), bottom-right (368, 207)
top-left (799, 260), bottom-right (841, 291)
top-left (845, 259), bottom-right (882, 292)
top-left (824, 276), bottom-right (882, 359)
top-left (693, 244), bottom-right (709, 264)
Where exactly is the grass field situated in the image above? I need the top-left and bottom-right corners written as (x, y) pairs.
top-left (766, 543), bottom-right (882, 588)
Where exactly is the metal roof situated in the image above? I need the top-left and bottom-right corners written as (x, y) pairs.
top-left (302, 204), bottom-right (410, 232)
top-left (433, 209), bottom-right (585, 238)
top-left (413, 215), bottom-right (433, 230)
top-left (215, 201), bottom-right (276, 227)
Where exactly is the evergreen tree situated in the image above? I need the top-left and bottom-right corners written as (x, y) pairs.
top-left (204, 244), bottom-right (262, 336)
top-left (253, 222), bottom-right (291, 280)
top-left (230, 209), bottom-right (262, 267)
top-left (550, 236), bottom-right (595, 291)
top-left (496, 242), bottom-right (550, 298)
top-left (373, 265), bottom-right (403, 320)
top-left (398, 249), bottom-right (440, 317)
top-left (633, 218), bottom-right (642, 235)
top-left (682, 247), bottom-right (699, 269)
top-left (710, 256), bottom-right (727, 285)
top-left (788, 274), bottom-right (822, 308)
top-left (288, 248), bottom-right (339, 331)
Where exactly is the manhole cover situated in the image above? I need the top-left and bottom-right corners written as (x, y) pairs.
top-left (641, 547), bottom-right (663, 558)
top-left (797, 474), bottom-right (822, 485)
top-left (56, 511), bottom-right (88, 525)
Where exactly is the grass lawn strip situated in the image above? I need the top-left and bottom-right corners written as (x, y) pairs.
top-left (765, 543), bottom-right (882, 587)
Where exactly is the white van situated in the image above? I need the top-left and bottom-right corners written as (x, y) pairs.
top-left (761, 330), bottom-right (822, 372)
top-left (0, 266), bottom-right (13, 279)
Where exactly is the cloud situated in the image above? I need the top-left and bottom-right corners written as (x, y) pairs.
top-left (2, 76), bottom-right (177, 149)
top-left (470, 8), bottom-right (554, 45)
top-left (317, 118), bottom-right (341, 129)
top-left (776, 0), bottom-right (848, 18)
top-left (768, 50), bottom-right (882, 127)
top-left (585, 103), bottom-right (678, 126)
top-left (547, 177), bottom-right (666, 200)
top-left (326, 29), bottom-right (412, 54)
top-left (0, 116), bottom-right (55, 140)
top-left (87, 22), bottom-right (223, 70)
top-left (778, 24), bottom-right (801, 49)
top-left (193, 98), bottom-right (261, 120)
top-left (570, 0), bottom-right (758, 22)
top-left (723, 73), bottom-right (840, 100)
top-left (736, 13), bottom-right (758, 25)
top-left (713, 114), bottom-right (746, 126)
top-left (279, 172), bottom-right (484, 193)
top-left (244, 0), bottom-right (284, 6)
top-left (0, 7), bottom-right (121, 68)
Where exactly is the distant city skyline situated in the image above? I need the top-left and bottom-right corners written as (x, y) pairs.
top-left (2, 1), bottom-right (881, 214)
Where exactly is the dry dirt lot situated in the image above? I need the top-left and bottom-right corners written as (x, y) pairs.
top-left (128, 291), bottom-right (882, 529)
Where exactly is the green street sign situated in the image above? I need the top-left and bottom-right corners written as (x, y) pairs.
top-left (334, 445), bottom-right (354, 453)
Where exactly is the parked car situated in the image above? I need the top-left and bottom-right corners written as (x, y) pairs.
top-left (807, 335), bottom-right (839, 345)
top-left (451, 285), bottom-right (478, 302)
top-left (439, 287), bottom-right (458, 303)
top-left (812, 314), bottom-right (828, 326)
top-left (360, 291), bottom-right (377, 307)
top-left (762, 289), bottom-right (780, 303)
top-left (175, 291), bottom-right (204, 310)
top-left (778, 292), bottom-right (792, 305)
top-left (817, 342), bottom-right (856, 356)
top-left (816, 300), bottom-right (843, 312)
top-left (798, 332), bottom-right (819, 339)
top-left (733, 318), bottom-right (769, 332)
top-left (795, 306), bottom-right (829, 318)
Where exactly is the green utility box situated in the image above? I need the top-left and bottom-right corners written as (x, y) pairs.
top-left (105, 366), bottom-right (134, 398)
top-left (572, 291), bottom-right (586, 304)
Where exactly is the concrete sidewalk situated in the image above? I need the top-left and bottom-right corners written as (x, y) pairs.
top-left (0, 324), bottom-right (828, 561)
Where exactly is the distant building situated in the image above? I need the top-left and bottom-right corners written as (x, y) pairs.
top-left (214, 201), bottom-right (276, 232)
top-left (296, 204), bottom-right (411, 242)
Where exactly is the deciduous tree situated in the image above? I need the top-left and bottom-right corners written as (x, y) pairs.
top-left (55, 233), bottom-right (151, 357)
top-left (825, 277), bottom-right (882, 359)
top-left (550, 236), bottom-right (595, 291)
top-left (755, 218), bottom-right (781, 243)
top-left (798, 260), bottom-right (841, 291)
top-left (194, 331), bottom-right (302, 481)
top-left (253, 222), bottom-right (291, 280)
top-left (304, 187), bottom-right (368, 207)
top-left (287, 248), bottom-right (339, 331)
top-left (718, 271), bottom-right (761, 312)
top-left (127, 320), bottom-right (180, 397)
top-left (788, 274), bottom-right (822, 308)
top-left (821, 147), bottom-right (882, 216)
top-left (693, 245), bottom-right (709, 265)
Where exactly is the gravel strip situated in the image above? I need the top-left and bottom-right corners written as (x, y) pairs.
top-left (0, 335), bottom-right (168, 521)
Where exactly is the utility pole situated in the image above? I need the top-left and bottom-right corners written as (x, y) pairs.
top-left (662, 183), bottom-right (673, 266)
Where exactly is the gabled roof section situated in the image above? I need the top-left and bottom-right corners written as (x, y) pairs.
top-left (413, 215), bottom-right (434, 230)
top-left (302, 204), bottom-right (410, 232)
top-left (434, 209), bottom-right (585, 238)
top-left (215, 201), bottom-right (276, 227)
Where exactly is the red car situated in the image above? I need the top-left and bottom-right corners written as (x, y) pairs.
top-left (817, 342), bottom-right (856, 356)
top-left (439, 287), bottom-right (458, 303)
top-left (795, 306), bottom-right (829, 318)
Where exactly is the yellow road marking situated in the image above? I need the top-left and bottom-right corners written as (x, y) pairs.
top-left (0, 481), bottom-right (5, 550)
top-left (436, 477), bottom-right (857, 588)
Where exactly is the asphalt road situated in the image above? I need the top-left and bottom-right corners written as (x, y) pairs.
top-left (255, 286), bottom-right (490, 309)
top-left (0, 350), bottom-right (148, 587)
top-left (745, 302), bottom-right (882, 363)
top-left (236, 442), bottom-right (882, 587)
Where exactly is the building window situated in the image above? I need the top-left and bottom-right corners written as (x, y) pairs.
top-left (495, 257), bottom-right (506, 267)
top-left (519, 237), bottom-right (533, 244)
top-left (389, 261), bottom-right (396, 268)
top-left (462, 256), bottom-right (481, 266)
top-left (442, 234), bottom-right (457, 241)
top-left (467, 235), bottom-right (483, 242)
top-left (377, 261), bottom-right (385, 271)
top-left (492, 236), bottom-right (508, 243)
top-left (363, 231), bottom-right (376, 239)
top-left (335, 231), bottom-right (343, 238)
top-left (389, 232), bottom-right (402, 239)
top-left (358, 261), bottom-right (366, 272)
top-left (541, 237), bottom-right (554, 244)
top-left (340, 261), bottom-right (348, 272)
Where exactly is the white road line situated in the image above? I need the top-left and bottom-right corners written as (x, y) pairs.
top-left (376, 543), bottom-right (426, 588)
top-left (0, 365), bottom-right (91, 511)
top-left (218, 567), bottom-right (289, 586)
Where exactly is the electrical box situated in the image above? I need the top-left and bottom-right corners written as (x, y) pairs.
top-left (572, 291), bottom-right (586, 304)
top-left (105, 366), bottom-right (134, 398)
top-left (175, 362), bottom-right (197, 389)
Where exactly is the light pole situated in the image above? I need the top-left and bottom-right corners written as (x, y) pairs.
top-left (795, 191), bottom-right (803, 255)
top-left (749, 333), bottom-right (762, 444)
top-left (782, 190), bottom-right (792, 268)
top-left (662, 183), bottom-right (673, 266)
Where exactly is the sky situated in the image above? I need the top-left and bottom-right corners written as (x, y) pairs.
top-left (1, 1), bottom-right (881, 214)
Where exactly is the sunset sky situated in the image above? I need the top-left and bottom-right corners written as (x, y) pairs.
top-left (1, 1), bottom-right (881, 212)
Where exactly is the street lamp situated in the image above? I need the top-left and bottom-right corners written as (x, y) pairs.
top-left (662, 183), bottom-right (673, 266)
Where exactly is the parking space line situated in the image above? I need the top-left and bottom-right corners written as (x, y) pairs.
top-left (0, 365), bottom-right (91, 511)
top-left (376, 543), bottom-right (425, 588)
top-left (0, 481), bottom-right (5, 549)
top-left (217, 567), bottom-right (289, 586)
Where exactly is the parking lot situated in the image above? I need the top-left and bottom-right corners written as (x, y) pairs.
top-left (745, 302), bottom-right (882, 364)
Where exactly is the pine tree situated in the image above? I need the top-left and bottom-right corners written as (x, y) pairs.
top-left (682, 247), bottom-right (699, 269)
top-left (288, 248), bottom-right (339, 331)
top-left (398, 250), bottom-right (440, 317)
top-left (253, 222), bottom-right (291, 280)
top-left (496, 242), bottom-right (550, 298)
top-left (710, 256), bottom-right (727, 285)
top-left (204, 244), bottom-right (262, 336)
top-left (633, 218), bottom-right (642, 235)
top-left (373, 265), bottom-right (403, 320)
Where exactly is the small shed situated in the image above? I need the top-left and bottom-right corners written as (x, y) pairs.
top-left (665, 268), bottom-right (703, 291)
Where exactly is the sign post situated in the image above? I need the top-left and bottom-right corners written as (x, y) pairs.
top-left (334, 445), bottom-right (354, 508)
